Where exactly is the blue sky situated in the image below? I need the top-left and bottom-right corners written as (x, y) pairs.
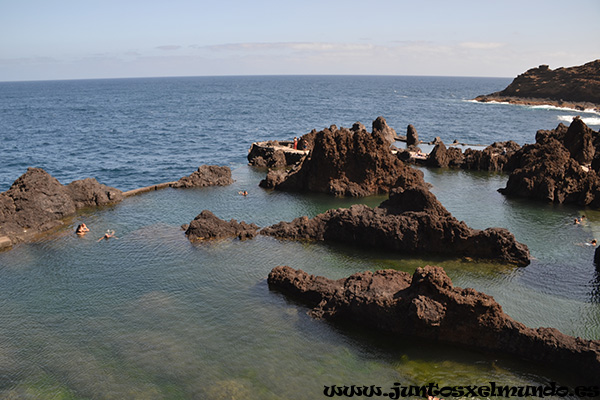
top-left (1, 0), bottom-right (599, 81)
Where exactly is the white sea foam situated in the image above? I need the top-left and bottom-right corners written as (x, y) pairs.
top-left (467, 99), bottom-right (599, 115)
top-left (465, 99), bottom-right (511, 105)
top-left (531, 104), bottom-right (600, 114)
top-left (558, 115), bottom-right (600, 126)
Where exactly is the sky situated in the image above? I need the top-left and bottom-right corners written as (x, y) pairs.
top-left (1, 0), bottom-right (599, 81)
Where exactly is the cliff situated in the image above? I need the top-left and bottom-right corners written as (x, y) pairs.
top-left (475, 60), bottom-right (600, 111)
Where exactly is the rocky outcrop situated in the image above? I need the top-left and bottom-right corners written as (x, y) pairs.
top-left (0, 168), bottom-right (123, 248)
top-left (463, 141), bottom-right (522, 172)
top-left (185, 210), bottom-right (258, 241)
top-left (499, 118), bottom-right (600, 206)
top-left (406, 124), bottom-right (419, 147)
top-left (260, 117), bottom-right (425, 197)
top-left (171, 165), bottom-right (234, 188)
top-left (425, 141), bottom-right (463, 168)
top-left (474, 60), bottom-right (600, 111)
top-left (247, 142), bottom-right (306, 168)
top-left (425, 141), bottom-right (521, 171)
top-left (261, 185), bottom-right (530, 266)
top-left (372, 116), bottom-right (399, 146)
top-left (268, 265), bottom-right (600, 381)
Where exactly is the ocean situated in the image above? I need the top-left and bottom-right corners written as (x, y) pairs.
top-left (0, 76), bottom-right (599, 399)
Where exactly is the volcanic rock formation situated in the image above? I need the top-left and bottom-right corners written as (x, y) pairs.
top-left (260, 117), bottom-right (424, 196)
top-left (247, 141), bottom-right (308, 168)
top-left (261, 185), bottom-right (530, 266)
top-left (406, 124), bottom-right (420, 147)
top-left (426, 140), bottom-right (521, 172)
top-left (268, 265), bottom-right (600, 382)
top-left (185, 210), bottom-right (259, 241)
top-left (475, 60), bottom-right (600, 111)
top-left (171, 165), bottom-right (234, 188)
top-left (499, 117), bottom-right (600, 206)
top-left (0, 168), bottom-right (123, 249)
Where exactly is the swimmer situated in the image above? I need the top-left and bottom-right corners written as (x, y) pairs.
top-left (75, 223), bottom-right (89, 235)
top-left (592, 239), bottom-right (597, 246)
top-left (238, 190), bottom-right (248, 196)
top-left (97, 229), bottom-right (118, 242)
top-left (574, 218), bottom-right (581, 224)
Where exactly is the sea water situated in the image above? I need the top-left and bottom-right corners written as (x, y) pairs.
top-left (0, 76), bottom-right (599, 399)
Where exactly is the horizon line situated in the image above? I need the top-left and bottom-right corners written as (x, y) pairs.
top-left (0, 72), bottom-right (513, 84)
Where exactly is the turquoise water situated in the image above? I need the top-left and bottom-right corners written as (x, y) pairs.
top-left (1, 76), bottom-right (600, 398)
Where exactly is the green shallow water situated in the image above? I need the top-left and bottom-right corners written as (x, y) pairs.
top-left (0, 166), bottom-right (599, 399)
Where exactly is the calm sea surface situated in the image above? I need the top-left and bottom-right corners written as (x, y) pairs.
top-left (1, 76), bottom-right (599, 399)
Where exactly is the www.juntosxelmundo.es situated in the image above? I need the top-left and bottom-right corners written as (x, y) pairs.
top-left (323, 382), bottom-right (600, 398)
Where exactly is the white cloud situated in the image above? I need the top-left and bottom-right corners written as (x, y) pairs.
top-left (156, 45), bottom-right (182, 51)
top-left (196, 42), bottom-right (375, 54)
top-left (459, 42), bottom-right (505, 50)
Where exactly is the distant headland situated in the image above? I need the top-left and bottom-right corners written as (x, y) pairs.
top-left (474, 59), bottom-right (600, 112)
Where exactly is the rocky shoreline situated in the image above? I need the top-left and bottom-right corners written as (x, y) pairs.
top-left (419, 117), bottom-right (600, 207)
top-left (260, 185), bottom-right (530, 266)
top-left (0, 168), bottom-right (124, 250)
top-left (0, 165), bottom-right (234, 251)
top-left (267, 265), bottom-right (600, 382)
top-left (184, 184), bottom-right (530, 266)
top-left (2, 114), bottom-right (598, 381)
top-left (474, 60), bottom-right (600, 112)
top-left (258, 117), bottom-right (419, 197)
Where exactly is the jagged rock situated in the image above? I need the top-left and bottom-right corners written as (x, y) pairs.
top-left (259, 118), bottom-right (425, 197)
top-left (247, 142), bottom-right (299, 168)
top-left (67, 178), bottom-right (123, 208)
top-left (267, 265), bottom-right (600, 382)
top-left (185, 210), bottom-right (258, 241)
top-left (406, 124), bottom-right (419, 146)
top-left (426, 141), bottom-right (464, 168)
top-left (171, 165), bottom-right (234, 188)
top-left (474, 60), bottom-right (600, 111)
top-left (563, 117), bottom-right (596, 165)
top-left (261, 185), bottom-right (530, 266)
top-left (463, 141), bottom-right (521, 172)
top-left (372, 116), bottom-right (398, 146)
top-left (500, 118), bottom-right (600, 206)
top-left (424, 141), bottom-right (520, 171)
top-left (0, 168), bottom-right (123, 247)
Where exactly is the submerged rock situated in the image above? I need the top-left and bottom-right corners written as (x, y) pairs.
top-left (171, 165), bottom-right (234, 188)
top-left (0, 168), bottom-right (123, 248)
top-left (185, 210), bottom-right (258, 241)
top-left (261, 185), bottom-right (530, 266)
top-left (260, 117), bottom-right (424, 197)
top-left (268, 265), bottom-right (600, 381)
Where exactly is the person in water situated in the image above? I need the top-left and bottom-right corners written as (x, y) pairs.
top-left (75, 223), bottom-right (89, 235)
top-left (98, 230), bottom-right (118, 242)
